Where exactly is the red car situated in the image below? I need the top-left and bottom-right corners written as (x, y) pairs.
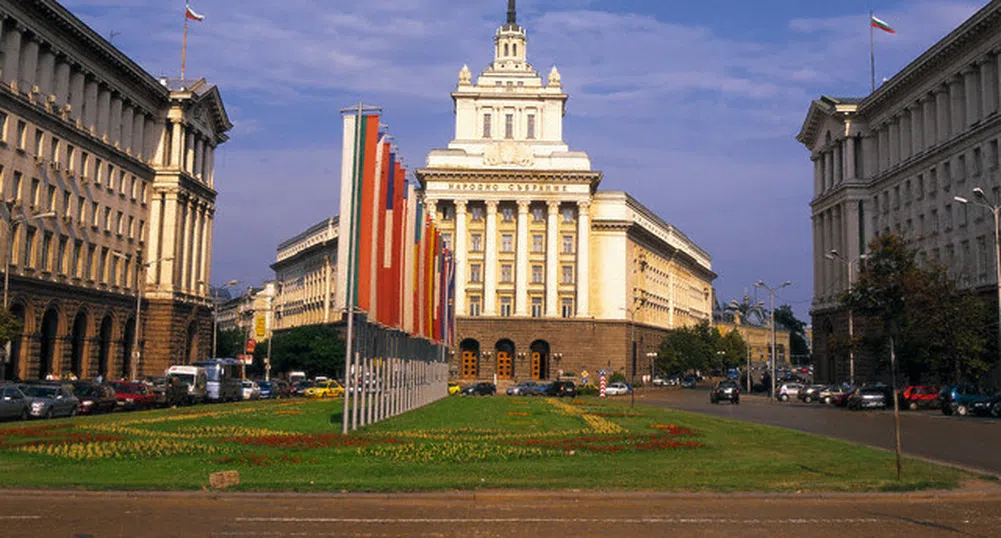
top-left (111, 382), bottom-right (157, 411)
top-left (901, 385), bottom-right (939, 410)
top-left (833, 388), bottom-right (856, 407)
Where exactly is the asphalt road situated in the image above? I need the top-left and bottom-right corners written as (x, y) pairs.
top-left (3, 489), bottom-right (1001, 538)
top-left (639, 386), bottom-right (1001, 475)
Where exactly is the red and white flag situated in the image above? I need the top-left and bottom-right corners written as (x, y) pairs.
top-left (186, 4), bottom-right (205, 21)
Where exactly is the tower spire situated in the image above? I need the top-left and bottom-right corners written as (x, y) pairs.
top-left (507, 0), bottom-right (516, 25)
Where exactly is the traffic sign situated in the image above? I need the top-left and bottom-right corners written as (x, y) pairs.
top-left (246, 339), bottom-right (257, 353)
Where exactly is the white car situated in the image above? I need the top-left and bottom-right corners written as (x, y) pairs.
top-left (241, 380), bottom-right (261, 400)
top-left (777, 383), bottom-right (804, 402)
top-left (604, 382), bottom-right (631, 396)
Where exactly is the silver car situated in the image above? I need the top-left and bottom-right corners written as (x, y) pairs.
top-left (24, 384), bottom-right (80, 419)
top-left (0, 385), bottom-right (30, 421)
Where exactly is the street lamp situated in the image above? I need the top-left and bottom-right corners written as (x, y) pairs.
top-left (113, 252), bottom-right (172, 381)
top-left (955, 188), bottom-right (1001, 372)
top-left (212, 280), bottom-right (238, 358)
top-left (825, 249), bottom-right (866, 385)
top-left (1, 202), bottom-right (55, 381)
top-left (754, 280), bottom-right (791, 400)
top-left (728, 297), bottom-right (764, 393)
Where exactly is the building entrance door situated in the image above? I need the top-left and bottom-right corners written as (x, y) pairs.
top-left (461, 351), bottom-right (478, 379)
top-left (496, 351), bottom-right (513, 379)
top-left (531, 352), bottom-right (542, 380)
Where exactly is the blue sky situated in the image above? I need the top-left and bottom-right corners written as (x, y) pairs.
top-left (63, 0), bottom-right (985, 320)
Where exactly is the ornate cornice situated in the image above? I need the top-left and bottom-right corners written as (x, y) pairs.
top-left (416, 167), bottom-right (602, 185)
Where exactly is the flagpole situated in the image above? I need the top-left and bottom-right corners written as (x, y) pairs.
top-left (870, 10), bottom-right (876, 93)
top-left (342, 102), bottom-right (363, 434)
top-left (182, 4), bottom-right (188, 80)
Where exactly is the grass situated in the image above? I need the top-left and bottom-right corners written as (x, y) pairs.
top-left (0, 395), bottom-right (967, 492)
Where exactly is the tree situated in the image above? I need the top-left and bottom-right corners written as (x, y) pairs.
top-left (774, 305), bottom-right (811, 363)
top-left (251, 325), bottom-right (345, 379)
top-left (657, 320), bottom-right (747, 377)
top-left (0, 309), bottom-right (21, 346)
top-left (214, 328), bottom-right (245, 358)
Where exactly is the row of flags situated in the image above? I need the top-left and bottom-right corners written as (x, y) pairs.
top-left (338, 110), bottom-right (455, 347)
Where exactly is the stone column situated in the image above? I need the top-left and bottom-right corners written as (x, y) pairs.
top-left (950, 76), bottom-right (965, 136)
top-left (844, 137), bottom-right (856, 182)
top-left (545, 201), bottom-right (559, 317)
top-left (18, 36), bottom-right (38, 93)
top-left (833, 143), bottom-right (842, 184)
top-left (576, 200), bottom-right (590, 317)
top-left (185, 130), bottom-right (195, 174)
top-left (813, 156), bottom-right (822, 194)
top-left (515, 199), bottom-right (530, 316)
top-left (202, 210), bottom-right (214, 293)
top-left (171, 122), bottom-right (184, 167)
top-left (454, 200), bottom-right (467, 316)
top-left (912, 101), bottom-right (923, 155)
top-left (813, 214), bottom-right (822, 299)
top-left (900, 109), bottom-right (911, 162)
top-left (69, 70), bottom-right (85, 124)
top-left (96, 87), bottom-right (111, 140)
top-left (195, 138), bottom-right (205, 179)
top-left (823, 151), bottom-right (832, 191)
top-left (206, 145), bottom-right (215, 186)
top-left (888, 119), bottom-right (899, 166)
top-left (83, 79), bottom-right (99, 134)
top-left (121, 105), bottom-right (134, 155)
top-left (483, 200), bottom-right (498, 316)
top-left (132, 112), bottom-right (146, 161)
top-left (3, 25), bottom-right (23, 88)
top-left (109, 96), bottom-right (123, 148)
top-left (190, 203), bottom-right (203, 294)
top-left (980, 57), bottom-right (996, 118)
top-left (936, 85), bottom-right (950, 144)
top-left (53, 59), bottom-right (70, 107)
top-left (963, 67), bottom-right (979, 127)
top-left (36, 49), bottom-right (54, 96)
top-left (159, 192), bottom-right (179, 288)
top-left (176, 199), bottom-right (190, 289)
top-left (923, 93), bottom-right (936, 149)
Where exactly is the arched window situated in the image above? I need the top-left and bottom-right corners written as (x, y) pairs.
top-left (504, 43), bottom-right (509, 56)
top-left (513, 43), bottom-right (518, 56)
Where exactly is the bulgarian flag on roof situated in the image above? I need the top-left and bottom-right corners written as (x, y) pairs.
top-left (871, 15), bottom-right (894, 34)
top-left (186, 4), bottom-right (205, 21)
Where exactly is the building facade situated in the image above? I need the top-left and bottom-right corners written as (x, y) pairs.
top-left (271, 217), bottom-right (338, 331)
top-left (798, 2), bottom-right (1001, 383)
top-left (215, 282), bottom-right (274, 357)
top-left (0, 0), bottom-right (231, 381)
top-left (417, 5), bottom-right (715, 382)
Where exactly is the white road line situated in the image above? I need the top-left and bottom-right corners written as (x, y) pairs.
top-left (0, 516), bottom-right (41, 520)
top-left (234, 517), bottom-right (884, 524)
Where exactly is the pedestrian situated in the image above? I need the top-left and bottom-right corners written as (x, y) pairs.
top-left (95, 374), bottom-right (104, 384)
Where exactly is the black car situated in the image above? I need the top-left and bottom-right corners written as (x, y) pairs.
top-left (71, 382), bottom-right (118, 415)
top-left (543, 381), bottom-right (576, 398)
top-left (969, 392), bottom-right (1001, 417)
top-left (292, 380), bottom-right (315, 397)
top-left (156, 376), bottom-right (190, 408)
top-left (680, 376), bottom-right (698, 389)
top-left (709, 380), bottom-right (740, 404)
top-left (461, 382), bottom-right (496, 396)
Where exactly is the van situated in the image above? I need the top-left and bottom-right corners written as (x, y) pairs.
top-left (165, 366), bottom-right (208, 404)
top-left (288, 371), bottom-right (306, 384)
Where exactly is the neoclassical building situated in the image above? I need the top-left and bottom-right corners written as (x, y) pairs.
top-left (799, 2), bottom-right (1001, 384)
top-left (0, 0), bottom-right (231, 381)
top-left (271, 217), bottom-right (338, 331)
top-left (416, 4), bottom-right (715, 381)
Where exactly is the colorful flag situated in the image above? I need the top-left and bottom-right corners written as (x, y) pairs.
top-left (870, 15), bottom-right (895, 34)
top-left (185, 4), bottom-right (205, 21)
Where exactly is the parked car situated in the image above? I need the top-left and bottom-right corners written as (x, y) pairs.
top-left (798, 384), bottom-right (827, 403)
top-left (605, 382), bottom-right (631, 396)
top-left (256, 380), bottom-right (274, 400)
top-left (461, 382), bottom-right (496, 396)
top-left (448, 382), bottom-right (461, 396)
top-left (24, 384), bottom-right (80, 419)
top-left (848, 387), bottom-right (887, 410)
top-left (901, 385), bottom-right (939, 410)
top-left (71, 382), bottom-right (118, 415)
top-left (833, 387), bottom-right (856, 407)
top-left (165, 366), bottom-right (208, 404)
top-left (146, 376), bottom-right (189, 408)
top-left (507, 381), bottom-right (543, 396)
top-left (939, 383), bottom-right (989, 416)
top-left (292, 380), bottom-right (315, 397)
top-left (111, 382), bottom-right (157, 411)
top-left (303, 380), bottom-right (343, 399)
top-left (817, 385), bottom-right (847, 405)
top-left (544, 381), bottom-right (576, 398)
top-left (241, 380), bottom-right (261, 400)
top-left (271, 379), bottom-right (293, 399)
top-left (680, 376), bottom-right (698, 389)
top-left (969, 392), bottom-right (1001, 417)
top-left (0, 384), bottom-right (30, 421)
top-left (776, 383), bottom-right (804, 402)
top-left (709, 380), bottom-right (740, 404)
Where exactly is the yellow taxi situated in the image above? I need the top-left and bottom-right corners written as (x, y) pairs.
top-left (448, 382), bottom-right (461, 396)
top-left (304, 380), bottom-right (344, 399)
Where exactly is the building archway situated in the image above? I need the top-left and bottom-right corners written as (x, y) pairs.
top-left (459, 338), bottom-right (480, 379)
top-left (39, 308), bottom-right (59, 379)
top-left (98, 316), bottom-right (113, 379)
top-left (186, 320), bottom-right (199, 363)
top-left (495, 339), bottom-right (515, 380)
top-left (70, 312), bottom-right (88, 379)
top-left (121, 318), bottom-right (135, 380)
top-left (529, 340), bottom-right (550, 380)
top-left (5, 303), bottom-right (26, 380)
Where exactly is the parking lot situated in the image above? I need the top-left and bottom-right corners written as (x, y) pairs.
top-left (641, 384), bottom-right (1001, 475)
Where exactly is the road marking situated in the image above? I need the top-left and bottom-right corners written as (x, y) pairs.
top-left (0, 516), bottom-right (41, 520)
top-left (235, 517), bottom-right (884, 524)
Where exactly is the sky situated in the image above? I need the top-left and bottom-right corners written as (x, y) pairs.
top-left (61, 0), bottom-right (986, 321)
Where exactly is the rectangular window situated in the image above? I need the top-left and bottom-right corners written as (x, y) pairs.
top-left (99, 247), bottom-right (108, 283)
top-left (501, 234), bottom-right (513, 252)
top-left (561, 265), bottom-right (574, 284)
top-left (470, 263), bottom-right (482, 283)
top-left (526, 114), bottom-right (536, 139)
top-left (66, 145), bottom-right (75, 172)
top-left (30, 179), bottom-right (40, 207)
top-left (469, 296), bottom-right (482, 316)
top-left (138, 220), bottom-right (145, 242)
top-left (943, 162), bottom-right (951, 187)
top-left (95, 158), bottom-right (103, 185)
top-left (531, 296), bottom-right (543, 317)
top-left (532, 234), bottom-right (544, 253)
top-left (471, 233), bottom-right (483, 252)
top-left (40, 232), bottom-right (52, 271)
top-left (561, 207), bottom-right (574, 223)
top-left (442, 205), bottom-right (454, 221)
top-left (974, 147), bottom-right (983, 175)
top-left (47, 185), bottom-right (56, 212)
top-left (141, 183), bottom-right (148, 204)
top-left (929, 167), bottom-right (938, 192)
top-left (561, 297), bottom-right (574, 318)
top-left (531, 264), bottom-right (543, 284)
top-left (78, 198), bottom-right (86, 223)
top-left (86, 246), bottom-right (95, 281)
top-left (23, 227), bottom-right (36, 268)
top-left (958, 155), bottom-right (966, 180)
top-left (62, 190), bottom-right (71, 216)
top-left (57, 236), bottom-right (67, 275)
top-left (531, 206), bottom-right (544, 222)
top-left (502, 206), bottom-right (514, 222)
top-left (103, 207), bottom-right (111, 232)
top-left (504, 113), bottom-right (514, 139)
top-left (991, 140), bottom-right (999, 169)
top-left (483, 113), bottom-right (492, 138)
top-left (0, 111), bottom-right (6, 142)
top-left (34, 129), bottom-right (43, 157)
top-left (442, 233), bottom-right (452, 250)
top-left (110, 255), bottom-right (119, 286)
top-left (500, 296), bottom-right (513, 316)
top-left (11, 172), bottom-right (21, 201)
top-left (16, 121), bottom-right (26, 149)
top-left (501, 264), bottom-right (513, 283)
top-left (116, 211), bottom-right (124, 235)
top-left (562, 235), bottom-right (574, 254)
top-left (916, 174), bottom-right (924, 199)
top-left (471, 205), bottom-right (484, 221)
top-left (128, 216), bottom-right (135, 239)
top-left (118, 170), bottom-right (125, 194)
top-left (81, 152), bottom-right (89, 179)
top-left (51, 137), bottom-right (60, 163)
top-left (72, 241), bottom-right (82, 278)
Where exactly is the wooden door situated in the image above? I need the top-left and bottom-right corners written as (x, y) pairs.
top-left (461, 351), bottom-right (478, 379)
top-left (497, 351), bottom-right (513, 379)
top-left (531, 352), bottom-right (542, 380)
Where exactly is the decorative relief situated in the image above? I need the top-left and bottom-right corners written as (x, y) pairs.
top-left (458, 65), bottom-right (472, 85)
top-left (483, 142), bottom-right (535, 167)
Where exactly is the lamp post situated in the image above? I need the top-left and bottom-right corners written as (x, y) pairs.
top-left (729, 297), bottom-right (764, 393)
top-left (0, 203), bottom-right (55, 381)
top-left (113, 252), bottom-right (172, 381)
top-left (955, 188), bottom-right (1001, 372)
top-left (825, 249), bottom-right (864, 385)
top-left (755, 280), bottom-right (791, 400)
top-left (212, 280), bottom-right (238, 358)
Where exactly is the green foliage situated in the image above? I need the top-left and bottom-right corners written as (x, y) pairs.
top-left (657, 320), bottom-right (747, 376)
top-left (608, 371), bottom-right (627, 384)
top-left (252, 325), bottom-right (345, 379)
top-left (0, 308), bottom-right (22, 345)
top-left (843, 234), bottom-right (992, 384)
top-left (214, 328), bottom-right (245, 358)
top-left (774, 305), bottom-right (811, 360)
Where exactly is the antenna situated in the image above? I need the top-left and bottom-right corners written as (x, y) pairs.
top-left (109, 30), bottom-right (121, 45)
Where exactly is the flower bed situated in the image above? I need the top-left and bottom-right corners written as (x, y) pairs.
top-left (215, 453), bottom-right (315, 467)
top-left (223, 433), bottom-right (405, 449)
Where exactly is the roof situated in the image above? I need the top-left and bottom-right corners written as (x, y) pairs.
top-left (159, 78), bottom-right (233, 141)
top-left (796, 96), bottom-right (861, 146)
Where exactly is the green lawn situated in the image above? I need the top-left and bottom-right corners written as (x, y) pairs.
top-left (0, 396), bottom-right (965, 492)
